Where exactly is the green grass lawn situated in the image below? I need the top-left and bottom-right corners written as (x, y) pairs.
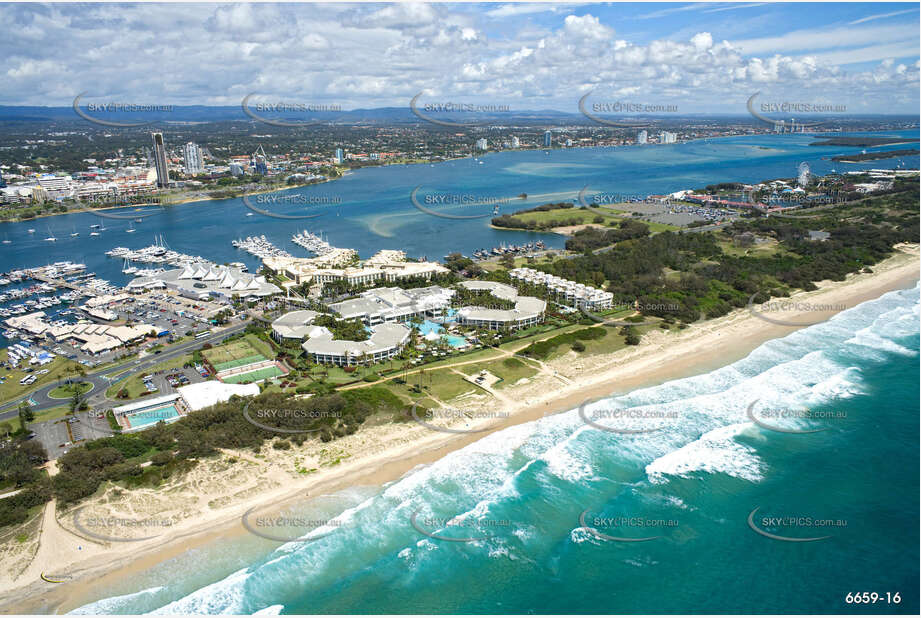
top-left (499, 206), bottom-right (679, 235)
top-left (243, 333), bottom-right (275, 359)
top-left (5, 405), bottom-right (72, 433)
top-left (105, 353), bottom-right (193, 399)
top-left (202, 338), bottom-right (265, 368)
top-left (0, 351), bottom-right (85, 406)
top-left (48, 381), bottom-right (93, 399)
top-left (506, 207), bottom-right (623, 228)
top-left (459, 356), bottom-right (539, 388)
top-left (411, 368), bottom-right (478, 402)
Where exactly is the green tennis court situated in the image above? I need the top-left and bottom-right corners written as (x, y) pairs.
top-left (212, 354), bottom-right (267, 372)
top-left (221, 365), bottom-right (285, 384)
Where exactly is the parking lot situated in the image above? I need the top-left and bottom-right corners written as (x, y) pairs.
top-left (136, 365), bottom-right (207, 396)
top-left (620, 202), bottom-right (740, 227)
top-left (31, 407), bottom-right (114, 460)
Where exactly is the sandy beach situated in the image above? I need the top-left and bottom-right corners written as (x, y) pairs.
top-left (1, 244), bottom-right (917, 614)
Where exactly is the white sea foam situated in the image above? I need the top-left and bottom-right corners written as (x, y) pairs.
top-left (69, 586), bottom-right (165, 615)
top-left (645, 423), bottom-right (763, 484)
top-left (130, 284), bottom-right (917, 615)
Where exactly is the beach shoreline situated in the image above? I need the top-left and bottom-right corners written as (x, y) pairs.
top-left (0, 245), bottom-right (917, 614)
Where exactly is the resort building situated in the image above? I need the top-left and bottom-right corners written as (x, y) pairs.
top-left (270, 310), bottom-right (324, 341)
top-left (112, 382), bottom-right (260, 432)
top-left (509, 267), bottom-right (614, 311)
top-left (455, 281), bottom-right (546, 330)
top-left (176, 381), bottom-right (261, 411)
top-left (127, 263), bottom-right (280, 301)
top-left (263, 251), bottom-right (448, 287)
top-left (301, 322), bottom-right (410, 366)
top-left (329, 286), bottom-right (455, 325)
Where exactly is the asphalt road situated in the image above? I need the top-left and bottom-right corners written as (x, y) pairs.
top-left (0, 319), bottom-right (252, 422)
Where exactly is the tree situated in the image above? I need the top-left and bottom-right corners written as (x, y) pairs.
top-left (69, 391), bottom-right (83, 415)
top-left (17, 402), bottom-right (35, 433)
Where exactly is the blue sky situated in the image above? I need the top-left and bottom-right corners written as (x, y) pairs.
top-left (1, 2), bottom-right (918, 114)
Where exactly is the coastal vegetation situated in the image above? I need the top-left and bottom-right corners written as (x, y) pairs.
top-left (48, 388), bottom-right (404, 506)
top-left (831, 149), bottom-right (918, 162)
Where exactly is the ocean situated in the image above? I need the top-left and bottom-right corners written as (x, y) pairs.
top-left (69, 283), bottom-right (920, 615)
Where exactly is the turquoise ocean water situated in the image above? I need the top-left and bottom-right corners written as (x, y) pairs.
top-left (70, 283), bottom-right (920, 615)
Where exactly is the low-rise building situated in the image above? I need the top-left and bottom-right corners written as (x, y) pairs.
top-left (270, 310), bottom-right (323, 341)
top-left (509, 267), bottom-right (614, 310)
top-left (455, 281), bottom-right (545, 330)
top-left (263, 251), bottom-right (448, 287)
top-left (301, 322), bottom-right (410, 366)
top-left (128, 263), bottom-right (280, 300)
top-left (329, 286), bottom-right (454, 325)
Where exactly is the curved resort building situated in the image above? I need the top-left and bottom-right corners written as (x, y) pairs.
top-left (455, 281), bottom-right (546, 330)
top-left (270, 309), bottom-right (323, 342)
top-left (301, 322), bottom-right (410, 367)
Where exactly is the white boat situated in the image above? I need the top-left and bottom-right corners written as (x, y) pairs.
top-left (126, 227), bottom-right (136, 233)
top-left (246, 212), bottom-right (254, 217)
top-left (89, 231), bottom-right (100, 236)
top-left (28, 228), bottom-right (35, 234)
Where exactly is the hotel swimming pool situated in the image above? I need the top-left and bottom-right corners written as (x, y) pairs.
top-left (415, 320), bottom-right (468, 349)
top-left (124, 404), bottom-right (180, 429)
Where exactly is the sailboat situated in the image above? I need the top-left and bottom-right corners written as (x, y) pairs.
top-left (2, 234), bottom-right (10, 245)
top-left (122, 258), bottom-right (137, 275)
top-left (90, 224), bottom-right (101, 229)
top-left (125, 224), bottom-right (136, 233)
top-left (44, 226), bottom-right (56, 242)
top-left (27, 228), bottom-right (35, 234)
top-left (70, 224), bottom-right (79, 237)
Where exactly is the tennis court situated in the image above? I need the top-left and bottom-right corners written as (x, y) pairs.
top-left (221, 364), bottom-right (285, 384)
top-left (203, 338), bottom-right (268, 372)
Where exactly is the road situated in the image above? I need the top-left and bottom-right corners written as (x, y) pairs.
top-left (0, 320), bottom-right (252, 422)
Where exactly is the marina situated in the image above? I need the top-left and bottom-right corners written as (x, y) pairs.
top-left (231, 235), bottom-right (293, 259)
top-left (291, 230), bottom-right (334, 256)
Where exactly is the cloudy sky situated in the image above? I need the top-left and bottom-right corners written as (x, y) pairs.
top-left (2, 2), bottom-right (919, 114)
